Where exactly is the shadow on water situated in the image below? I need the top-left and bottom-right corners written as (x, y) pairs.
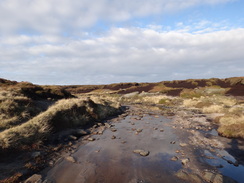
top-left (201, 137), bottom-right (244, 182)
top-left (225, 138), bottom-right (244, 166)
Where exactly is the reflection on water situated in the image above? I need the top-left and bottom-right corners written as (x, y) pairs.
top-left (44, 109), bottom-right (186, 183)
top-left (204, 148), bottom-right (244, 182)
top-left (43, 106), bottom-right (244, 183)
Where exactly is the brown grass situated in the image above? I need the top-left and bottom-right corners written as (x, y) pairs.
top-left (0, 98), bottom-right (121, 149)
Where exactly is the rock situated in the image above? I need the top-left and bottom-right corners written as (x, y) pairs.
top-left (31, 152), bottom-right (41, 158)
top-left (97, 123), bottom-right (103, 126)
top-left (205, 156), bottom-right (215, 159)
top-left (175, 150), bottom-right (180, 153)
top-left (181, 158), bottom-right (190, 165)
top-left (131, 122), bottom-right (135, 125)
top-left (170, 141), bottom-right (176, 144)
top-left (98, 126), bottom-right (106, 135)
top-left (202, 171), bottom-right (237, 183)
top-left (121, 141), bottom-right (126, 144)
top-left (133, 149), bottom-right (150, 156)
top-left (75, 129), bottom-right (89, 136)
top-left (234, 161), bottom-right (239, 167)
top-left (154, 127), bottom-right (158, 130)
top-left (111, 135), bottom-right (116, 139)
top-left (110, 128), bottom-right (117, 132)
top-left (160, 128), bottom-right (164, 132)
top-left (42, 179), bottom-right (54, 183)
top-left (25, 174), bottom-right (42, 183)
top-left (227, 159), bottom-right (234, 164)
top-left (66, 156), bottom-right (76, 163)
top-left (171, 156), bottom-right (178, 161)
top-left (48, 161), bottom-right (54, 166)
top-left (68, 135), bottom-right (77, 140)
top-left (179, 143), bottom-right (188, 147)
top-left (136, 129), bottom-right (143, 133)
top-left (175, 170), bottom-right (202, 183)
top-left (216, 164), bottom-right (224, 168)
top-left (88, 137), bottom-right (95, 141)
top-left (105, 123), bottom-right (111, 128)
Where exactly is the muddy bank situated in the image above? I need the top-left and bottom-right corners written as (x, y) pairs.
top-left (25, 105), bottom-right (244, 183)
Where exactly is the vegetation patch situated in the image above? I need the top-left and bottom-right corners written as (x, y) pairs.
top-left (0, 98), bottom-right (121, 149)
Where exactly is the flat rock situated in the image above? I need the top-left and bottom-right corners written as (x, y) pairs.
top-left (110, 128), bottom-right (117, 132)
top-left (98, 126), bottom-right (106, 135)
top-left (171, 156), bottom-right (178, 161)
top-left (68, 135), bottom-right (77, 140)
top-left (133, 149), bottom-right (150, 156)
top-left (105, 123), bottom-right (111, 128)
top-left (75, 129), bottom-right (89, 136)
top-left (31, 151), bottom-right (41, 158)
top-left (203, 171), bottom-right (237, 183)
top-left (66, 156), bottom-right (76, 163)
top-left (88, 137), bottom-right (95, 141)
top-left (136, 129), bottom-right (143, 133)
top-left (175, 170), bottom-right (202, 183)
top-left (179, 143), bottom-right (188, 147)
top-left (25, 174), bottom-right (42, 183)
top-left (181, 158), bottom-right (190, 165)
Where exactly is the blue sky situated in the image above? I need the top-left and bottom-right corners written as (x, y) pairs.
top-left (0, 0), bottom-right (243, 85)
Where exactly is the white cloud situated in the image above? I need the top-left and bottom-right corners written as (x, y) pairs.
top-left (0, 26), bottom-right (243, 84)
top-left (0, 0), bottom-right (234, 35)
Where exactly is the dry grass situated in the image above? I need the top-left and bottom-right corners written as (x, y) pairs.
top-left (120, 93), bottom-right (174, 104)
top-left (181, 93), bottom-right (244, 138)
top-left (202, 105), bottom-right (226, 113)
top-left (182, 95), bottom-right (237, 111)
top-left (217, 115), bottom-right (244, 138)
top-left (0, 90), bottom-right (43, 131)
top-left (0, 98), bottom-right (121, 149)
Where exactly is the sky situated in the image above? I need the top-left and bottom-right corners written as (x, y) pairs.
top-left (0, 0), bottom-right (244, 85)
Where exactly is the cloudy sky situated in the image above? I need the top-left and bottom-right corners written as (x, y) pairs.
top-left (0, 0), bottom-right (243, 85)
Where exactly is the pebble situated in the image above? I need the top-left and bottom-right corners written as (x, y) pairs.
top-left (170, 141), bottom-right (176, 144)
top-left (88, 137), bottom-right (95, 141)
top-left (24, 174), bottom-right (42, 183)
top-left (110, 128), bottom-right (117, 132)
top-left (111, 135), bottom-right (116, 139)
top-left (105, 123), bottom-right (111, 128)
top-left (179, 143), bottom-right (188, 147)
top-left (66, 156), bottom-right (76, 163)
top-left (75, 129), bottom-right (89, 136)
top-left (68, 135), bottom-right (77, 140)
top-left (181, 158), bottom-right (190, 165)
top-left (133, 149), bottom-right (150, 156)
top-left (31, 152), bottom-right (41, 158)
top-left (160, 128), bottom-right (164, 132)
top-left (171, 156), bottom-right (178, 161)
top-left (136, 129), bottom-right (143, 133)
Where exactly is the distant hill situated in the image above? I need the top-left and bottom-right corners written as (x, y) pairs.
top-left (1, 77), bottom-right (243, 97)
top-left (62, 77), bottom-right (244, 96)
